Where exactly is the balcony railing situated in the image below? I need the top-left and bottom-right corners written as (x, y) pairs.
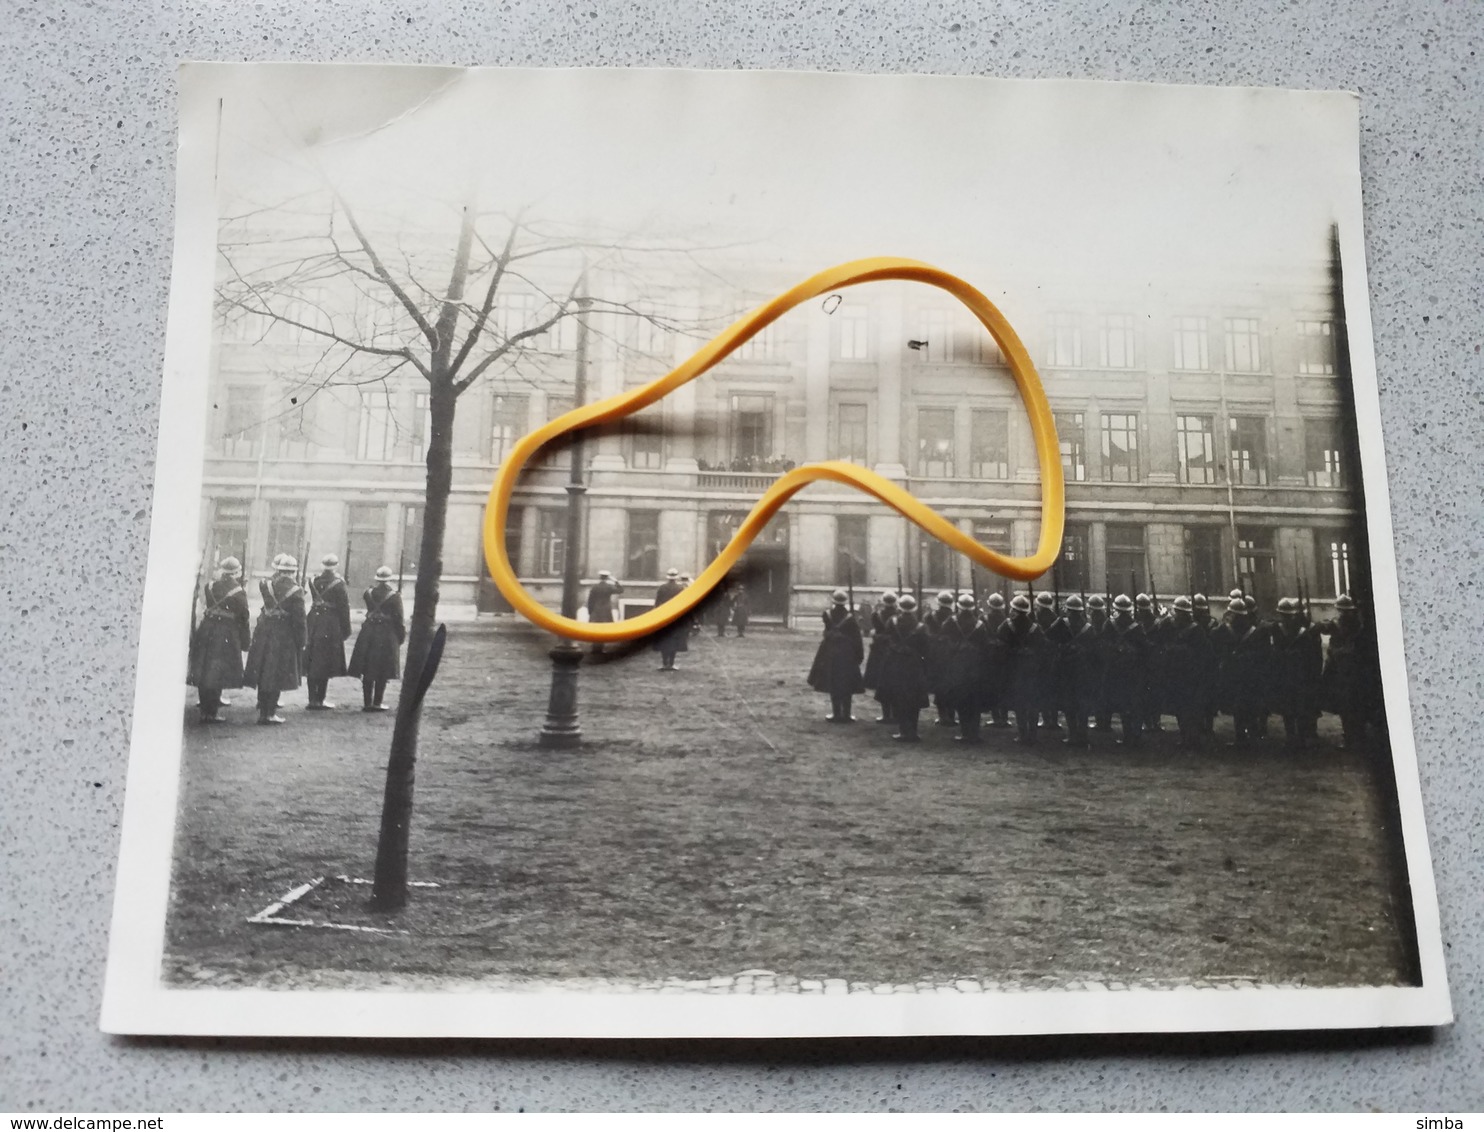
top-left (697, 470), bottom-right (784, 490)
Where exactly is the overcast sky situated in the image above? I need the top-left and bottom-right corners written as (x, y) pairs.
top-left (207, 65), bottom-right (1358, 295)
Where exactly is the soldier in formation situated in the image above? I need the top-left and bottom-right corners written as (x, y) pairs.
top-left (348, 565), bottom-right (406, 712)
top-left (188, 556), bottom-right (250, 723)
top-left (304, 554), bottom-right (352, 710)
top-left (243, 554), bottom-right (306, 725)
top-left (807, 588), bottom-right (866, 722)
top-left (839, 579), bottom-right (1382, 756)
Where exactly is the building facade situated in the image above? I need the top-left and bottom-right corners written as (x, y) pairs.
top-left (202, 260), bottom-right (1363, 623)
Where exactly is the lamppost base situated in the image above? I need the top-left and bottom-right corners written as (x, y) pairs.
top-left (538, 641), bottom-right (584, 748)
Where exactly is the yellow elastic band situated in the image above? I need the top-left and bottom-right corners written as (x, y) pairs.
top-left (482, 256), bottom-right (1065, 643)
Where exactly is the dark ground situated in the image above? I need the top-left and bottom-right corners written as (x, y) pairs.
top-left (164, 622), bottom-right (1417, 990)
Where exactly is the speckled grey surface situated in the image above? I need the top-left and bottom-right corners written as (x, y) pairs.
top-left (2, 0), bottom-right (1479, 1113)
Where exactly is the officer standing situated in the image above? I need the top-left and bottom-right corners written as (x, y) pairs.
top-left (1317, 593), bottom-right (1379, 749)
top-left (586, 568), bottom-right (624, 654)
top-left (807, 589), bottom-right (865, 722)
top-left (980, 592), bottom-right (1012, 728)
top-left (1272, 596), bottom-right (1323, 750)
top-left (304, 553), bottom-right (352, 710)
top-left (1164, 596), bottom-right (1213, 751)
top-left (941, 594), bottom-right (989, 743)
top-left (347, 565), bottom-right (406, 712)
top-left (999, 593), bottom-right (1045, 746)
top-left (243, 553), bottom-right (307, 725)
top-left (731, 583), bottom-right (751, 637)
top-left (864, 590), bottom-right (899, 723)
top-left (1102, 595), bottom-right (1149, 747)
top-left (187, 556), bottom-right (250, 723)
top-left (652, 568), bottom-right (688, 671)
top-left (880, 593), bottom-right (930, 742)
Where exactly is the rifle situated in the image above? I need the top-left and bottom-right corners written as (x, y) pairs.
top-left (343, 543), bottom-right (353, 592)
top-left (1129, 571), bottom-right (1136, 602)
top-left (398, 546), bottom-right (406, 594)
top-left (896, 564), bottom-right (903, 597)
top-left (915, 537), bottom-right (923, 607)
top-left (1148, 560), bottom-right (1159, 618)
top-left (1299, 574), bottom-right (1311, 624)
top-left (1052, 560), bottom-right (1061, 617)
top-left (846, 554), bottom-right (855, 613)
top-left (191, 543), bottom-right (209, 637)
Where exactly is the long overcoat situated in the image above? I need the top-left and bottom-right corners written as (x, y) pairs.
top-left (187, 576), bottom-right (251, 690)
top-left (877, 612), bottom-right (931, 711)
top-left (348, 582), bottom-right (406, 681)
top-left (243, 575), bottom-right (306, 692)
top-left (304, 572), bottom-right (352, 681)
top-left (650, 580), bottom-right (689, 655)
top-left (807, 606), bottom-right (866, 696)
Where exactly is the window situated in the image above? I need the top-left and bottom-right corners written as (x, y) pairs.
top-left (1046, 312), bottom-right (1082, 367)
top-left (357, 388), bottom-right (396, 461)
top-left (728, 394), bottom-right (773, 467)
top-left (274, 400), bottom-right (315, 460)
top-left (1099, 314), bottom-right (1136, 369)
top-left (1175, 414), bottom-right (1216, 484)
top-left (626, 410), bottom-right (665, 470)
top-left (918, 309), bottom-right (950, 362)
top-left (489, 393), bottom-right (530, 463)
top-left (401, 505), bottom-right (423, 584)
top-left (543, 312), bottom-right (578, 353)
top-left (953, 315), bottom-right (997, 364)
top-left (916, 408), bottom-right (956, 477)
top-left (970, 409), bottom-right (1009, 479)
top-left (1304, 418), bottom-right (1345, 487)
top-left (345, 504), bottom-right (385, 590)
top-left (410, 391), bottom-right (432, 464)
top-left (265, 501), bottom-right (305, 570)
top-left (1236, 526), bottom-right (1277, 609)
top-left (210, 498), bottom-right (251, 567)
top-left (1172, 316), bottom-right (1209, 371)
top-left (914, 531), bottom-right (955, 590)
top-left (1297, 320), bottom-right (1337, 375)
top-left (220, 385), bottom-right (264, 458)
top-left (1229, 416), bottom-right (1269, 485)
top-left (1317, 535), bottom-right (1352, 598)
top-left (1105, 524), bottom-right (1146, 594)
top-left (495, 292), bottom-right (539, 343)
top-left (538, 395), bottom-right (575, 467)
top-left (1100, 412), bottom-right (1139, 483)
top-left (1056, 412), bottom-right (1086, 483)
top-left (1184, 526), bottom-right (1223, 598)
top-left (626, 511), bottom-right (660, 580)
top-left (836, 402), bottom-right (869, 463)
top-left (834, 304), bottom-right (871, 361)
top-left (708, 509), bottom-right (789, 558)
top-left (836, 515), bottom-right (869, 586)
top-left (970, 520), bottom-right (1012, 593)
top-left (732, 313), bottom-right (776, 360)
top-left (501, 504), bottom-right (526, 578)
top-left (1225, 317), bottom-right (1262, 373)
top-left (536, 509), bottom-right (567, 576)
top-left (1051, 523), bottom-right (1090, 592)
top-left (632, 314), bottom-right (672, 359)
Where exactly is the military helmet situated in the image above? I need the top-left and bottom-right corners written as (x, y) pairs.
top-left (1243, 595), bottom-right (1259, 613)
top-left (880, 590), bottom-right (899, 605)
top-left (1173, 595), bottom-right (1193, 612)
top-left (936, 590), bottom-right (954, 606)
top-left (956, 593), bottom-right (976, 610)
top-left (831, 588), bottom-right (848, 604)
top-left (1113, 594), bottom-right (1134, 612)
top-left (597, 569), bottom-right (612, 579)
top-left (219, 556), bottom-right (241, 576)
top-left (666, 568), bottom-right (679, 578)
top-left (273, 553), bottom-right (298, 574)
top-left (1277, 596), bottom-right (1300, 614)
top-left (1065, 594), bottom-right (1085, 612)
top-left (987, 592), bottom-right (1006, 608)
top-left (1229, 588), bottom-right (1246, 602)
top-left (1086, 594), bottom-right (1106, 610)
top-left (1192, 593), bottom-right (1209, 609)
top-left (1010, 593), bottom-right (1032, 613)
top-left (1335, 593), bottom-right (1357, 611)
top-left (898, 594), bottom-right (918, 611)
top-left (1135, 593), bottom-right (1152, 609)
top-left (374, 565), bottom-right (394, 581)
top-left (1035, 591), bottom-right (1054, 608)
top-left (320, 553), bottom-right (339, 568)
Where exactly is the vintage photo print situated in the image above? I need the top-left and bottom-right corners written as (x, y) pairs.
top-left (102, 64), bottom-right (1451, 1036)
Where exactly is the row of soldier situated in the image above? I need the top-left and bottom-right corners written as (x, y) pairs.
top-left (186, 553), bottom-right (407, 724)
top-left (808, 585), bottom-right (1383, 751)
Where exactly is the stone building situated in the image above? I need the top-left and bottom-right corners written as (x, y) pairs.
top-left (202, 256), bottom-right (1363, 623)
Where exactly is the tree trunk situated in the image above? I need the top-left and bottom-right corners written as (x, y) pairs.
top-left (370, 376), bottom-right (457, 911)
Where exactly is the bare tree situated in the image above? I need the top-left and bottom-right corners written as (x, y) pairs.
top-left (216, 190), bottom-right (709, 910)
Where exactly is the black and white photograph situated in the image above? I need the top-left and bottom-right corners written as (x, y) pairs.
top-left (101, 64), bottom-right (1450, 1037)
